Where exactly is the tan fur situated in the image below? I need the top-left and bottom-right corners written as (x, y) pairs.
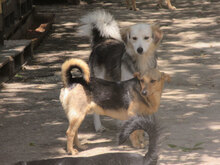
top-left (126, 0), bottom-right (176, 11)
top-left (60, 66), bottom-right (170, 154)
top-left (92, 103), bottom-right (130, 120)
top-left (151, 23), bottom-right (164, 47)
top-left (61, 58), bottom-right (90, 87)
top-left (136, 69), bottom-right (171, 114)
top-left (129, 130), bottom-right (146, 149)
top-left (126, 0), bottom-right (138, 10)
top-left (158, 0), bottom-right (176, 10)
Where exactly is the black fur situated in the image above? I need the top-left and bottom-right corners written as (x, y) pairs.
top-left (89, 29), bottom-right (125, 81)
top-left (15, 115), bottom-right (160, 165)
top-left (69, 77), bottom-right (143, 110)
top-left (63, 65), bottom-right (83, 87)
top-left (92, 27), bottom-right (105, 46)
top-left (119, 115), bottom-right (160, 164)
top-left (89, 77), bottom-right (137, 110)
top-left (89, 39), bottom-right (125, 81)
top-left (63, 61), bottom-right (148, 111)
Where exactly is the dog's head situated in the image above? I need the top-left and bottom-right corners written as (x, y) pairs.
top-left (134, 69), bottom-right (170, 97)
top-left (121, 23), bottom-right (163, 56)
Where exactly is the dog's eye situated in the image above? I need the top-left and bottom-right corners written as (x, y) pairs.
top-left (132, 37), bottom-right (137, 40)
top-left (144, 36), bottom-right (149, 40)
top-left (150, 79), bottom-right (156, 83)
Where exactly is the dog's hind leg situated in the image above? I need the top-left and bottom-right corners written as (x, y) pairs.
top-left (157, 0), bottom-right (163, 8)
top-left (125, 0), bottom-right (132, 10)
top-left (93, 114), bottom-right (106, 132)
top-left (166, 0), bottom-right (176, 10)
top-left (131, 0), bottom-right (138, 11)
top-left (74, 130), bottom-right (88, 150)
top-left (66, 112), bottom-right (87, 155)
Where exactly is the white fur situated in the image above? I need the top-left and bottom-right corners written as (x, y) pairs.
top-left (121, 62), bottom-right (134, 81)
top-left (78, 10), bottom-right (122, 132)
top-left (59, 88), bottom-right (69, 112)
top-left (126, 23), bottom-right (153, 56)
top-left (93, 113), bottom-right (106, 132)
top-left (92, 65), bottom-right (105, 132)
top-left (93, 65), bottom-right (105, 79)
top-left (78, 10), bottom-right (122, 41)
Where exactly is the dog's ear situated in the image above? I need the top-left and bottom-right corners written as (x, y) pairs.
top-left (134, 72), bottom-right (141, 80)
top-left (152, 23), bottom-right (163, 45)
top-left (161, 72), bottom-right (171, 82)
top-left (121, 27), bottom-right (130, 43)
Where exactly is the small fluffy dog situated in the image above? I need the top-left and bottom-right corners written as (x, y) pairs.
top-left (59, 58), bottom-right (169, 154)
top-left (15, 115), bottom-right (160, 165)
top-left (126, 0), bottom-right (176, 11)
top-left (78, 10), bottom-right (163, 131)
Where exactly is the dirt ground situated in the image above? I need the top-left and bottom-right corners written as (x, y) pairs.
top-left (0, 0), bottom-right (219, 164)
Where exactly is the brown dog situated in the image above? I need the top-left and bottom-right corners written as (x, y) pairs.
top-left (126, 0), bottom-right (176, 11)
top-left (59, 58), bottom-right (170, 154)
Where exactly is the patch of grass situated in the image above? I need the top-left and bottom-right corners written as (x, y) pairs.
top-left (29, 142), bottom-right (35, 146)
top-left (168, 142), bottom-right (204, 152)
top-left (15, 74), bottom-right (23, 78)
top-left (168, 144), bottom-right (178, 148)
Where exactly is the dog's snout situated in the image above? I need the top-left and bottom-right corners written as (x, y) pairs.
top-left (142, 90), bottom-right (147, 96)
top-left (137, 47), bottom-right (143, 54)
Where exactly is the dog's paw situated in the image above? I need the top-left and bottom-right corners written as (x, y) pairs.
top-left (169, 6), bottom-right (176, 10)
top-left (67, 148), bottom-right (78, 155)
top-left (157, 3), bottom-right (163, 9)
top-left (140, 141), bottom-right (147, 148)
top-left (133, 8), bottom-right (139, 11)
top-left (141, 138), bottom-right (149, 146)
top-left (132, 142), bottom-right (142, 149)
top-left (130, 138), bottom-right (142, 149)
top-left (95, 125), bottom-right (106, 133)
top-left (78, 144), bottom-right (88, 150)
top-left (132, 141), bottom-right (146, 149)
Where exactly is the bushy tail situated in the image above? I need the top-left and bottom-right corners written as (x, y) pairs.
top-left (61, 58), bottom-right (90, 87)
top-left (78, 10), bottom-right (122, 45)
top-left (119, 115), bottom-right (160, 165)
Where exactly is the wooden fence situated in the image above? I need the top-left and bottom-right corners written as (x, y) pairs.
top-left (0, 0), bottom-right (33, 45)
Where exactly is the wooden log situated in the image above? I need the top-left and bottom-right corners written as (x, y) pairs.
top-left (67, 0), bottom-right (80, 5)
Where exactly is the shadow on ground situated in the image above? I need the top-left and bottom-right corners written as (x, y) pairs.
top-left (0, 0), bottom-right (219, 164)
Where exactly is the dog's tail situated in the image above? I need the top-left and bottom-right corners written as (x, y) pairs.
top-left (61, 58), bottom-right (90, 87)
top-left (119, 115), bottom-right (160, 165)
top-left (78, 10), bottom-right (122, 45)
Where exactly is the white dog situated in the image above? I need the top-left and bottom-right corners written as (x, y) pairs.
top-left (120, 23), bottom-right (163, 81)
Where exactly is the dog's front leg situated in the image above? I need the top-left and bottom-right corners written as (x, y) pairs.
top-left (93, 114), bottom-right (106, 132)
